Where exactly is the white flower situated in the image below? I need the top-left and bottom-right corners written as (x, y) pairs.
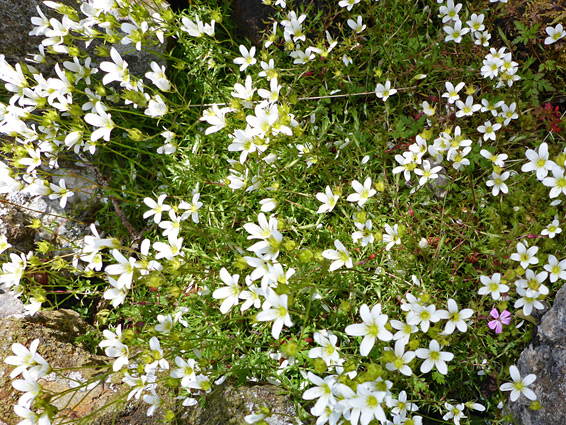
top-left (12, 370), bottom-right (42, 407)
top-left (439, 0), bottom-right (462, 23)
top-left (385, 340), bottom-right (415, 376)
top-left (455, 96), bottom-right (480, 117)
top-left (143, 389), bottom-right (161, 416)
top-left (143, 194), bottom-right (171, 224)
top-left (103, 276), bottom-right (128, 307)
top-left (239, 279), bottom-right (263, 312)
top-left (200, 104), bottom-right (233, 135)
top-left (159, 210), bottom-right (182, 239)
top-left (510, 242), bottom-right (539, 269)
top-left (245, 412), bottom-right (267, 424)
top-left (155, 314), bottom-right (174, 334)
top-left (352, 220), bottom-right (374, 247)
top-left (543, 255), bottom-right (566, 282)
top-left (13, 404), bottom-right (50, 425)
top-left (4, 339), bottom-right (50, 379)
top-left (259, 198), bottom-right (278, 212)
top-left (244, 213), bottom-right (281, 240)
top-left (541, 219), bottom-right (562, 239)
top-left (212, 268), bottom-right (241, 314)
top-left (477, 121), bottom-right (501, 141)
top-left (322, 240), bottom-right (353, 271)
top-left (48, 178), bottom-right (74, 209)
top-left (415, 339), bottom-right (454, 375)
top-left (499, 102), bottom-right (518, 125)
top-left (421, 101), bottom-right (436, 116)
top-left (19, 147), bottom-right (42, 174)
top-left (480, 149), bottom-right (507, 167)
top-left (348, 382), bottom-right (388, 424)
top-left (442, 299), bottom-right (473, 335)
top-left (345, 303), bottom-right (393, 356)
top-left (153, 234), bottom-right (184, 260)
top-left (544, 24), bottom-right (566, 45)
top-left (347, 178), bottom-right (376, 206)
top-left (145, 337), bottom-right (169, 373)
top-left (308, 331), bottom-right (341, 366)
top-left (390, 319), bottom-right (418, 345)
top-left (99, 47), bottom-right (129, 86)
top-left (515, 269), bottom-right (549, 296)
top-left (474, 30), bottom-right (491, 46)
top-left (316, 186), bottom-right (339, 213)
top-left (179, 193), bottom-right (203, 223)
top-left (145, 95), bottom-right (168, 117)
top-left (478, 273), bottom-right (509, 300)
top-left (347, 16), bottom-right (366, 33)
top-left (170, 356), bottom-right (198, 387)
top-left (0, 252), bottom-right (27, 293)
top-left (183, 374), bottom-right (212, 393)
top-left (145, 61), bottom-right (170, 91)
top-left (290, 48), bottom-right (316, 65)
top-left (442, 81), bottom-right (465, 104)
top-left (302, 372), bottom-right (337, 416)
top-left (542, 165), bottom-right (566, 198)
top-left (0, 234), bottom-right (12, 255)
top-left (414, 160), bottom-right (442, 186)
top-left (515, 287), bottom-right (544, 316)
top-left (486, 171), bottom-right (510, 196)
top-left (444, 20), bottom-right (469, 43)
top-left (233, 75), bottom-right (256, 108)
top-left (105, 249), bottom-right (138, 289)
top-left (338, 0), bottom-right (360, 11)
top-left (234, 45), bottom-right (257, 72)
top-left (375, 81), bottom-right (397, 102)
top-left (521, 142), bottom-right (556, 180)
top-left (101, 337), bottom-right (129, 372)
top-left (443, 402), bottom-right (466, 425)
top-left (500, 365), bottom-right (537, 401)
top-left (389, 390), bottom-right (419, 416)
top-left (383, 223), bottom-right (401, 251)
top-left (467, 13), bottom-right (485, 32)
top-left (407, 304), bottom-right (444, 333)
top-left (256, 289), bottom-right (293, 339)
top-left (122, 372), bottom-right (147, 401)
top-left (181, 15), bottom-right (215, 37)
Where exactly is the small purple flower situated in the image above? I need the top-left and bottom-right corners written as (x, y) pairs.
top-left (487, 308), bottom-right (511, 334)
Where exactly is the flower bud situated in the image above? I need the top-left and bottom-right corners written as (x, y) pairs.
top-left (298, 249), bottom-right (313, 263)
top-left (233, 256), bottom-right (248, 270)
top-left (282, 340), bottom-right (298, 357)
top-left (283, 239), bottom-right (296, 251)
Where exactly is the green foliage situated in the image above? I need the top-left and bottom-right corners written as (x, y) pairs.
top-left (0, 0), bottom-right (565, 424)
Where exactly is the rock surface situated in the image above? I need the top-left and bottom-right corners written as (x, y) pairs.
top-left (0, 0), bottom-right (166, 76)
top-left (0, 310), bottom-right (298, 425)
top-left (0, 282), bottom-right (25, 320)
top-left (0, 310), bottom-right (119, 425)
top-left (231, 0), bottom-right (332, 46)
top-left (180, 381), bottom-right (296, 425)
top-left (0, 0), bottom-right (80, 67)
top-left (508, 283), bottom-right (566, 425)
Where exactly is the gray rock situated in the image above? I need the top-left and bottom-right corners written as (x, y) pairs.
top-left (179, 380), bottom-right (297, 425)
top-left (0, 282), bottom-right (25, 320)
top-left (0, 0), bottom-right (80, 67)
top-left (508, 283), bottom-right (566, 425)
top-left (0, 0), bottom-right (166, 77)
top-left (0, 308), bottom-right (299, 425)
top-left (0, 310), bottom-right (118, 424)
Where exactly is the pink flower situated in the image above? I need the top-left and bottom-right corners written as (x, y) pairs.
top-left (487, 308), bottom-right (511, 334)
